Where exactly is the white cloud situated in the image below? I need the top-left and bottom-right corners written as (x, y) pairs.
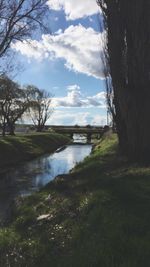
top-left (52, 84), bottom-right (106, 108)
top-left (12, 39), bottom-right (50, 61)
top-left (91, 114), bottom-right (106, 125)
top-left (12, 25), bottom-right (106, 79)
top-left (48, 109), bottom-right (106, 126)
top-left (25, 108), bottom-right (106, 126)
top-left (87, 91), bottom-right (106, 107)
top-left (55, 29), bottom-right (62, 35)
top-left (47, 110), bottom-right (89, 125)
top-left (47, 0), bottom-right (100, 20)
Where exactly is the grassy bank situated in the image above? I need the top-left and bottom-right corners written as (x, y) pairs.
top-left (1, 134), bottom-right (150, 266)
top-left (0, 133), bottom-right (70, 171)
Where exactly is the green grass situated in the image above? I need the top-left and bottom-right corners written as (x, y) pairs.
top-left (0, 133), bottom-right (70, 171)
top-left (1, 134), bottom-right (150, 266)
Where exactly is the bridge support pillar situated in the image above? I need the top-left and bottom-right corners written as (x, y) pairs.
top-left (70, 133), bottom-right (73, 139)
top-left (87, 133), bottom-right (92, 143)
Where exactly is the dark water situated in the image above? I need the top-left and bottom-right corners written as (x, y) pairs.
top-left (0, 143), bottom-right (92, 224)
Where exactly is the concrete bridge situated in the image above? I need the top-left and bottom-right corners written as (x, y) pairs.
top-left (50, 125), bottom-right (109, 142)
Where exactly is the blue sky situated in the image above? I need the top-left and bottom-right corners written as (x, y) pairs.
top-left (12, 0), bottom-right (107, 126)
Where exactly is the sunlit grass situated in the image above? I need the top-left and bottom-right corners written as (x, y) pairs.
top-left (0, 133), bottom-right (70, 171)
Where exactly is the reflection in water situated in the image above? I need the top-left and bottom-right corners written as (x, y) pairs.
top-left (0, 144), bottom-right (92, 223)
top-left (73, 133), bottom-right (87, 143)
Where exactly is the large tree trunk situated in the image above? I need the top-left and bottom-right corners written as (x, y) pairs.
top-left (2, 123), bottom-right (6, 137)
top-left (2, 117), bottom-right (7, 137)
top-left (98, 0), bottom-right (150, 161)
top-left (124, 1), bottom-right (150, 161)
top-left (36, 123), bottom-right (44, 132)
top-left (125, 91), bottom-right (150, 161)
top-left (8, 122), bottom-right (15, 135)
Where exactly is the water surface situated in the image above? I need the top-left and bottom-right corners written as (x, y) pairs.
top-left (0, 143), bottom-right (92, 223)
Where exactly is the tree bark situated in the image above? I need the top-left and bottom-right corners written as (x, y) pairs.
top-left (2, 123), bottom-right (6, 137)
top-left (36, 123), bottom-right (44, 132)
top-left (8, 123), bottom-right (15, 135)
top-left (98, 0), bottom-right (150, 161)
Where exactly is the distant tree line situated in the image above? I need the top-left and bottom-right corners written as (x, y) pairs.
top-left (97, 0), bottom-right (150, 161)
top-left (0, 75), bottom-right (53, 136)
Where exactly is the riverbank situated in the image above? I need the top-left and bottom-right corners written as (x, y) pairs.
top-left (1, 134), bottom-right (150, 266)
top-left (0, 133), bottom-right (70, 172)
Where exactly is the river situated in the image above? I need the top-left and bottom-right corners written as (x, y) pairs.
top-left (0, 135), bottom-right (92, 224)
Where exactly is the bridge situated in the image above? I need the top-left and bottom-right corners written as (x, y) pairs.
top-left (50, 125), bottom-right (109, 142)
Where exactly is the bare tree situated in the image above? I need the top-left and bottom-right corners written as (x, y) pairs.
top-left (27, 86), bottom-right (53, 132)
top-left (0, 0), bottom-right (48, 59)
top-left (0, 0), bottom-right (48, 76)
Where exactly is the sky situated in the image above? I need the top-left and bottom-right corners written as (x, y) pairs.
top-left (12, 0), bottom-right (107, 126)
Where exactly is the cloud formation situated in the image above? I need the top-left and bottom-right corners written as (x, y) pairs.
top-left (47, 0), bottom-right (100, 20)
top-left (48, 109), bottom-right (106, 126)
top-left (12, 25), bottom-right (105, 79)
top-left (52, 84), bottom-right (106, 108)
